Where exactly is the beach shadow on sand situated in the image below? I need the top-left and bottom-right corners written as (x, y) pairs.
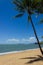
top-left (20, 55), bottom-right (43, 64)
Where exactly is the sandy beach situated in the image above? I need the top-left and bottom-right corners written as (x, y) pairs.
top-left (0, 48), bottom-right (43, 65)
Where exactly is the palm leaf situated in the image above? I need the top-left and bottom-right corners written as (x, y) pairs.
top-left (13, 0), bottom-right (25, 13)
top-left (13, 0), bottom-right (43, 16)
top-left (13, 0), bottom-right (24, 9)
top-left (14, 7), bottom-right (24, 13)
top-left (14, 13), bottom-right (24, 18)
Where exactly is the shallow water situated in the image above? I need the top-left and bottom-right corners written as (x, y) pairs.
top-left (0, 43), bottom-right (43, 53)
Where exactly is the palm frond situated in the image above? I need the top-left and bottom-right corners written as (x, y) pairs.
top-left (14, 13), bottom-right (24, 18)
top-left (13, 0), bottom-right (24, 9)
top-left (14, 7), bottom-right (24, 13)
top-left (13, 0), bottom-right (25, 13)
top-left (13, 0), bottom-right (43, 18)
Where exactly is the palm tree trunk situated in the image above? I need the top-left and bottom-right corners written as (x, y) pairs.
top-left (30, 15), bottom-right (43, 55)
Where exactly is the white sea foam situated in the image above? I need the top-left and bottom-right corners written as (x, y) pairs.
top-left (0, 48), bottom-right (39, 56)
top-left (0, 51), bottom-right (20, 55)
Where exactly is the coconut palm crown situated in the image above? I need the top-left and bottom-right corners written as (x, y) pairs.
top-left (13, 0), bottom-right (43, 17)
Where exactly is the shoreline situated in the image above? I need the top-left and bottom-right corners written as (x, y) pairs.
top-left (0, 48), bottom-right (43, 65)
top-left (0, 48), bottom-right (40, 56)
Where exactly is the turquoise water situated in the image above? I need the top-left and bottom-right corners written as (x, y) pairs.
top-left (0, 43), bottom-right (43, 53)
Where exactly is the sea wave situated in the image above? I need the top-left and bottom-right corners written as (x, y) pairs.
top-left (0, 48), bottom-right (39, 56)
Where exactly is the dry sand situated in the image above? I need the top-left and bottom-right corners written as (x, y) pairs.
top-left (0, 48), bottom-right (43, 65)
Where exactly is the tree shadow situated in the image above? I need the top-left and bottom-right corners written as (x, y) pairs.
top-left (20, 55), bottom-right (43, 64)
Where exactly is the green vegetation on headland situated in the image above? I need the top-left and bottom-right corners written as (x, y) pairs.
top-left (35, 41), bottom-right (43, 44)
top-left (40, 42), bottom-right (43, 44)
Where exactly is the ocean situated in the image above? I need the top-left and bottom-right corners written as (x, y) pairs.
top-left (0, 43), bottom-right (43, 54)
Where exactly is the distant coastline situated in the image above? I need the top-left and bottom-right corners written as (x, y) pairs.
top-left (35, 41), bottom-right (43, 44)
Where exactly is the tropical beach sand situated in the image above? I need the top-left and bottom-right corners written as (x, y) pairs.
top-left (0, 48), bottom-right (43, 65)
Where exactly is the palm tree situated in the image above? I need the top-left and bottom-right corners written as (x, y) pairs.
top-left (12, 0), bottom-right (43, 55)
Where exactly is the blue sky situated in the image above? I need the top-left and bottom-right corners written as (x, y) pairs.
top-left (0, 0), bottom-right (43, 44)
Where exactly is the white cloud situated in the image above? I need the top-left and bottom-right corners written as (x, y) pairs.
top-left (7, 38), bottom-right (20, 43)
top-left (29, 37), bottom-right (37, 42)
top-left (22, 38), bottom-right (29, 42)
top-left (6, 37), bottom-right (37, 44)
top-left (22, 37), bottom-right (37, 43)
